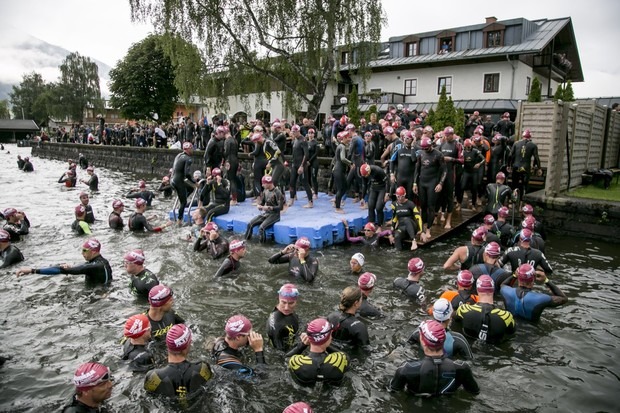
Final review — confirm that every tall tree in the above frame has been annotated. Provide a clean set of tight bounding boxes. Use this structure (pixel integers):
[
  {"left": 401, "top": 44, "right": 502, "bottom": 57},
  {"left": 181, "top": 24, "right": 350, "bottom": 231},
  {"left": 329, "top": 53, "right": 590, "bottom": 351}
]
[
  {"left": 109, "top": 34, "right": 179, "bottom": 122},
  {"left": 528, "top": 77, "right": 542, "bottom": 102},
  {"left": 0, "top": 100, "right": 10, "bottom": 119},
  {"left": 129, "top": 0, "right": 385, "bottom": 119},
  {"left": 563, "top": 80, "right": 575, "bottom": 102},
  {"left": 553, "top": 84, "right": 564, "bottom": 102},
  {"left": 56, "top": 52, "right": 102, "bottom": 123},
  {"left": 8, "top": 72, "right": 47, "bottom": 124},
  {"left": 347, "top": 86, "right": 360, "bottom": 127}
]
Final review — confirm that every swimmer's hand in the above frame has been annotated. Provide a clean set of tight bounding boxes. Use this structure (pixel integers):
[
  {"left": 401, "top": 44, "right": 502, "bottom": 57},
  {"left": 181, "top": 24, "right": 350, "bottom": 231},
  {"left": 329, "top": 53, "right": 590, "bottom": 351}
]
[
  {"left": 16, "top": 267, "right": 33, "bottom": 277},
  {"left": 248, "top": 330, "right": 264, "bottom": 352}
]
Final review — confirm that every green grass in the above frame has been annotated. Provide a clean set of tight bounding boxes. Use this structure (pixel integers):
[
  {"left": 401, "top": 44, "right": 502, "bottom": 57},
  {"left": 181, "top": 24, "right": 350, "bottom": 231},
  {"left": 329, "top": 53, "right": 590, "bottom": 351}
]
[{"left": 569, "top": 180, "right": 620, "bottom": 202}]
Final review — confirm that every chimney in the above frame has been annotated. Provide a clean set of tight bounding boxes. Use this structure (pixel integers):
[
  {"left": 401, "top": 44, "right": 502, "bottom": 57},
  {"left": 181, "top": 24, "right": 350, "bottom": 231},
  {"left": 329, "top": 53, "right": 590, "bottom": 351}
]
[{"left": 485, "top": 16, "right": 498, "bottom": 24}]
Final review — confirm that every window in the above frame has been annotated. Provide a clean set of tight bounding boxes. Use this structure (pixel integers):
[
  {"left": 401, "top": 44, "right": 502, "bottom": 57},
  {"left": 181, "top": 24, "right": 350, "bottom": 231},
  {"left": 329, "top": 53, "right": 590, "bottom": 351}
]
[
  {"left": 526, "top": 77, "right": 531, "bottom": 95},
  {"left": 438, "top": 76, "right": 452, "bottom": 94},
  {"left": 487, "top": 31, "right": 502, "bottom": 47},
  {"left": 405, "top": 42, "right": 417, "bottom": 57},
  {"left": 484, "top": 73, "right": 500, "bottom": 93},
  {"left": 439, "top": 38, "right": 453, "bottom": 54},
  {"left": 404, "top": 79, "right": 417, "bottom": 96},
  {"left": 341, "top": 51, "right": 350, "bottom": 65},
  {"left": 337, "top": 83, "right": 346, "bottom": 95}
]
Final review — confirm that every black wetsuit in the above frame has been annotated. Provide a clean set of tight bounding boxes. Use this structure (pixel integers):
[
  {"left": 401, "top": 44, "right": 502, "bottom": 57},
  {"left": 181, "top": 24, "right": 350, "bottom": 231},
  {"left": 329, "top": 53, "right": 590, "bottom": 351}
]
[
  {"left": 204, "top": 137, "right": 224, "bottom": 171},
  {"left": 333, "top": 143, "right": 351, "bottom": 209},
  {"left": 128, "top": 213, "right": 162, "bottom": 233},
  {"left": 288, "top": 349, "right": 349, "bottom": 387},
  {"left": 358, "top": 295, "right": 382, "bottom": 318},
  {"left": 437, "top": 140, "right": 463, "bottom": 214},
  {"left": 194, "top": 235, "right": 229, "bottom": 259},
  {"left": 211, "top": 337, "right": 266, "bottom": 375},
  {"left": 0, "top": 245, "right": 24, "bottom": 269},
  {"left": 509, "top": 139, "right": 540, "bottom": 196},
  {"left": 414, "top": 148, "right": 446, "bottom": 229},
  {"left": 498, "top": 246, "right": 553, "bottom": 275},
  {"left": 122, "top": 341, "right": 155, "bottom": 372},
  {"left": 108, "top": 212, "right": 124, "bottom": 230},
  {"left": 22, "top": 161, "right": 34, "bottom": 172},
  {"left": 144, "top": 360, "right": 213, "bottom": 398},
  {"left": 307, "top": 139, "right": 319, "bottom": 195},
  {"left": 130, "top": 269, "right": 159, "bottom": 298},
  {"left": 85, "top": 174, "right": 99, "bottom": 191},
  {"left": 61, "top": 394, "right": 101, "bottom": 413},
  {"left": 171, "top": 151, "right": 195, "bottom": 222},
  {"left": 491, "top": 220, "right": 515, "bottom": 248},
  {"left": 214, "top": 255, "right": 241, "bottom": 277},
  {"left": 71, "top": 219, "right": 91, "bottom": 235},
  {"left": 266, "top": 308, "right": 300, "bottom": 351},
  {"left": 79, "top": 156, "right": 89, "bottom": 169},
  {"left": 224, "top": 135, "right": 239, "bottom": 201},
  {"left": 245, "top": 187, "right": 284, "bottom": 243},
  {"left": 264, "top": 139, "right": 285, "bottom": 188},
  {"left": 250, "top": 142, "right": 268, "bottom": 196},
  {"left": 494, "top": 119, "right": 515, "bottom": 138},
  {"left": 459, "top": 147, "right": 485, "bottom": 206},
  {"left": 391, "top": 200, "right": 423, "bottom": 250},
  {"left": 157, "top": 182, "right": 173, "bottom": 198},
  {"left": 460, "top": 243, "right": 486, "bottom": 270},
  {"left": 408, "top": 329, "right": 474, "bottom": 360},
  {"left": 327, "top": 311, "right": 370, "bottom": 350},
  {"left": 389, "top": 355, "right": 479, "bottom": 396},
  {"left": 17, "top": 158, "right": 25, "bottom": 169},
  {"left": 363, "top": 165, "right": 388, "bottom": 225},
  {"left": 290, "top": 137, "right": 313, "bottom": 202},
  {"left": 453, "top": 302, "right": 516, "bottom": 344},
  {"left": 346, "top": 135, "right": 365, "bottom": 197},
  {"left": 81, "top": 204, "right": 95, "bottom": 225},
  {"left": 391, "top": 144, "right": 417, "bottom": 201},
  {"left": 203, "top": 179, "right": 231, "bottom": 221},
  {"left": 149, "top": 311, "right": 185, "bottom": 341},
  {"left": 470, "top": 263, "right": 512, "bottom": 294},
  {"left": 268, "top": 251, "right": 319, "bottom": 282},
  {"left": 3, "top": 221, "right": 29, "bottom": 242},
  {"left": 489, "top": 139, "right": 509, "bottom": 180},
  {"left": 485, "top": 183, "right": 511, "bottom": 215},
  {"left": 35, "top": 255, "right": 113, "bottom": 285},
  {"left": 393, "top": 278, "right": 426, "bottom": 303},
  {"left": 126, "top": 190, "right": 155, "bottom": 207},
  {"left": 58, "top": 173, "right": 77, "bottom": 187}
]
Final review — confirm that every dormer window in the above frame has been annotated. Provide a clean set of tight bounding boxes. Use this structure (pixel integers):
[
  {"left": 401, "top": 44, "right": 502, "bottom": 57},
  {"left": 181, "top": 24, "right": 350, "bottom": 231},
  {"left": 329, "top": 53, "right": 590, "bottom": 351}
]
[
  {"left": 439, "top": 38, "right": 453, "bottom": 54},
  {"left": 483, "top": 22, "right": 505, "bottom": 48},
  {"left": 405, "top": 41, "right": 417, "bottom": 57},
  {"left": 436, "top": 30, "right": 456, "bottom": 54}
]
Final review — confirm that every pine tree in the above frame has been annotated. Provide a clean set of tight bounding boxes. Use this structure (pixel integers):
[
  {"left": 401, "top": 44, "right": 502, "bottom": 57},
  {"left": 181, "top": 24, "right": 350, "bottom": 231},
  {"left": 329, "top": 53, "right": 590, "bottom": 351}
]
[
  {"left": 553, "top": 84, "right": 564, "bottom": 101},
  {"left": 528, "top": 77, "right": 542, "bottom": 102},
  {"left": 563, "top": 80, "right": 575, "bottom": 102},
  {"left": 347, "top": 86, "right": 361, "bottom": 127}
]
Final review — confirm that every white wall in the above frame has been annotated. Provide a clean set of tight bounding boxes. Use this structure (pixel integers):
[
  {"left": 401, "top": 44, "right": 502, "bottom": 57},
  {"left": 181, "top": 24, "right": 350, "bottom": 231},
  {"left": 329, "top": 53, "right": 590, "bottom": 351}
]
[{"left": 355, "top": 60, "right": 538, "bottom": 102}]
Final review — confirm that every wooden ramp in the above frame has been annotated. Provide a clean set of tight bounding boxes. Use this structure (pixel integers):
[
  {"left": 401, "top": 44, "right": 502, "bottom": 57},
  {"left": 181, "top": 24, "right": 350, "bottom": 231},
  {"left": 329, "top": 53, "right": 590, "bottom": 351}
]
[{"left": 417, "top": 208, "right": 484, "bottom": 248}]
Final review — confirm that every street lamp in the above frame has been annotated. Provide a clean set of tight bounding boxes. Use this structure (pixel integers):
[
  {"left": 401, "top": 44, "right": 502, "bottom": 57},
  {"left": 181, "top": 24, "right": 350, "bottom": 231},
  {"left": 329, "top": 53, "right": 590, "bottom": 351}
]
[
  {"left": 340, "top": 96, "right": 348, "bottom": 117},
  {"left": 397, "top": 103, "right": 403, "bottom": 111}
]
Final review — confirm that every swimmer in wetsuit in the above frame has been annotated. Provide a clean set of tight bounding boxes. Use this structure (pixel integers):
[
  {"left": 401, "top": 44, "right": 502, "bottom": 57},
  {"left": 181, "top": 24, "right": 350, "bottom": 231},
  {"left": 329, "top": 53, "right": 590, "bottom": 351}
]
[
  {"left": 194, "top": 222, "right": 229, "bottom": 259},
  {"left": 443, "top": 226, "right": 488, "bottom": 271},
  {"left": 122, "top": 314, "right": 155, "bottom": 372},
  {"left": 390, "top": 186, "right": 425, "bottom": 250},
  {"left": 349, "top": 253, "right": 365, "bottom": 276},
  {"left": 359, "top": 163, "right": 388, "bottom": 226},
  {"left": 268, "top": 237, "right": 319, "bottom": 283},
  {"left": 171, "top": 142, "right": 197, "bottom": 224},
  {"left": 214, "top": 239, "right": 246, "bottom": 277},
  {"left": 288, "top": 125, "right": 314, "bottom": 208},
  {"left": 437, "top": 270, "right": 479, "bottom": 311},
  {"left": 413, "top": 137, "right": 447, "bottom": 240},
  {"left": 202, "top": 167, "right": 231, "bottom": 222},
  {"left": 470, "top": 242, "right": 513, "bottom": 293},
  {"left": 78, "top": 192, "right": 96, "bottom": 224},
  {"left": 108, "top": 200, "right": 125, "bottom": 230},
  {"left": 212, "top": 314, "right": 266, "bottom": 376},
  {"left": 343, "top": 221, "right": 392, "bottom": 247},
  {"left": 16, "top": 238, "right": 112, "bottom": 285},
  {"left": 327, "top": 286, "right": 370, "bottom": 351},
  {"left": 128, "top": 198, "right": 171, "bottom": 233},
  {"left": 244, "top": 175, "right": 284, "bottom": 243},
  {"left": 80, "top": 166, "right": 99, "bottom": 192},
  {"left": 71, "top": 205, "right": 92, "bottom": 235},
  {"left": 357, "top": 272, "right": 382, "bottom": 318},
  {"left": 123, "top": 249, "right": 159, "bottom": 299},
  {"left": 500, "top": 263, "right": 567, "bottom": 322},
  {"left": 0, "top": 229, "right": 24, "bottom": 269},
  {"left": 61, "top": 362, "right": 113, "bottom": 413},
  {"left": 126, "top": 180, "right": 155, "bottom": 207},
  {"left": 453, "top": 275, "right": 516, "bottom": 345},
  {"left": 410, "top": 298, "right": 474, "bottom": 360},
  {"left": 58, "top": 169, "right": 77, "bottom": 187},
  {"left": 266, "top": 283, "right": 301, "bottom": 352},
  {"left": 393, "top": 257, "right": 427, "bottom": 304},
  {"left": 146, "top": 285, "right": 185, "bottom": 342},
  {"left": 144, "top": 324, "right": 213, "bottom": 401},
  {"left": 2, "top": 208, "right": 30, "bottom": 242},
  {"left": 287, "top": 318, "right": 349, "bottom": 387},
  {"left": 390, "top": 320, "right": 479, "bottom": 397}
]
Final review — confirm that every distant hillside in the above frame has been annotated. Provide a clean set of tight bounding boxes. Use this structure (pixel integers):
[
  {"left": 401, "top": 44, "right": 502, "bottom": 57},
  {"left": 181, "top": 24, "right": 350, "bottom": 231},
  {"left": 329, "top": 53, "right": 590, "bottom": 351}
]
[{"left": 0, "top": 25, "right": 112, "bottom": 101}]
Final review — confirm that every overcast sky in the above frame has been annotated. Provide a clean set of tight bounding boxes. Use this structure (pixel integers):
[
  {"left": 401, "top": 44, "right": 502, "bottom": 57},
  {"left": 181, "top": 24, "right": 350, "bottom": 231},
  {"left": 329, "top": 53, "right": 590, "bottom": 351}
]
[{"left": 1, "top": 0, "right": 618, "bottom": 98}]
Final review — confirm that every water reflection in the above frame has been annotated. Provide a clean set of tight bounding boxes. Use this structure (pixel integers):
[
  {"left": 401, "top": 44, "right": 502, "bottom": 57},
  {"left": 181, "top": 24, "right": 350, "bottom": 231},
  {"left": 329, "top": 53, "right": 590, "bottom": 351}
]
[{"left": 0, "top": 144, "right": 618, "bottom": 413}]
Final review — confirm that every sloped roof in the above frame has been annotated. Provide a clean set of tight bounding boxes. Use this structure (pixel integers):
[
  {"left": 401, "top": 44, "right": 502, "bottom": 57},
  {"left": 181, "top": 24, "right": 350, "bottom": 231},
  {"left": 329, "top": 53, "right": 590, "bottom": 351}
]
[
  {"left": 0, "top": 119, "right": 39, "bottom": 131},
  {"left": 343, "top": 17, "right": 583, "bottom": 81}
]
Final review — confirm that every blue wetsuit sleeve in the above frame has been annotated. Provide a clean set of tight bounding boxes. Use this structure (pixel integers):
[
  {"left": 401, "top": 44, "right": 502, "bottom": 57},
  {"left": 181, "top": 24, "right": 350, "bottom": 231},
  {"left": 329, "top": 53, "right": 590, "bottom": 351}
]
[{"left": 36, "top": 267, "right": 62, "bottom": 275}]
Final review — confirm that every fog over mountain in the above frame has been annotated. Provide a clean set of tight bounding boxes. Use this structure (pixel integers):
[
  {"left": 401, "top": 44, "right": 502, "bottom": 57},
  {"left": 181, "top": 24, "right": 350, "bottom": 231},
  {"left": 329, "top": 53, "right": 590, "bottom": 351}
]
[{"left": 0, "top": 24, "right": 112, "bottom": 101}]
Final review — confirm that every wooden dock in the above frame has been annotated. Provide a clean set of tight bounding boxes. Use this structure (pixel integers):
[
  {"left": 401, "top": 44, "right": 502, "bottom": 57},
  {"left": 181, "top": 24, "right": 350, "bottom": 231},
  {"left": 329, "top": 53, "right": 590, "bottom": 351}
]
[{"left": 417, "top": 207, "right": 484, "bottom": 247}]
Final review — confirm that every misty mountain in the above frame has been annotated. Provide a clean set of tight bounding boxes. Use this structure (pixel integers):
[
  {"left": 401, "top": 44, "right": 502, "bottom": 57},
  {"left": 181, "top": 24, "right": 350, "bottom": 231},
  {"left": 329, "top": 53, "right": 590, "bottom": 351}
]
[{"left": 0, "top": 25, "right": 112, "bottom": 101}]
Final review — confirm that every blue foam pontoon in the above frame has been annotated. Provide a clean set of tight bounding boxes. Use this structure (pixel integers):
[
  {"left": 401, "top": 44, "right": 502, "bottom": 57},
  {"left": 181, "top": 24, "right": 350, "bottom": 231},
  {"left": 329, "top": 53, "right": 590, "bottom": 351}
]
[{"left": 169, "top": 192, "right": 393, "bottom": 248}]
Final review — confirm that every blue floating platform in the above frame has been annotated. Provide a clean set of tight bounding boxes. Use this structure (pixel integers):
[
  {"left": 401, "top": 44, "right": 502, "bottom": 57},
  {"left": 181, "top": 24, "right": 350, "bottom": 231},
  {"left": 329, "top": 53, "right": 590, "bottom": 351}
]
[{"left": 169, "top": 193, "right": 393, "bottom": 249}]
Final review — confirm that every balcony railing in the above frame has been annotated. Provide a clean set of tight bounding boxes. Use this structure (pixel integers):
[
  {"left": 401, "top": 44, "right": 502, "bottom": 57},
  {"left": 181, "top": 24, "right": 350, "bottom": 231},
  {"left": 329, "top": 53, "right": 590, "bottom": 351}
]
[{"left": 333, "top": 92, "right": 405, "bottom": 106}]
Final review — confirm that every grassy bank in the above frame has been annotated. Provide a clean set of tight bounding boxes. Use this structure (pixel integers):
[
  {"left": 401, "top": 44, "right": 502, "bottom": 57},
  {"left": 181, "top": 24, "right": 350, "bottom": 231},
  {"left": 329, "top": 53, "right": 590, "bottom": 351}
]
[{"left": 569, "top": 181, "right": 620, "bottom": 202}]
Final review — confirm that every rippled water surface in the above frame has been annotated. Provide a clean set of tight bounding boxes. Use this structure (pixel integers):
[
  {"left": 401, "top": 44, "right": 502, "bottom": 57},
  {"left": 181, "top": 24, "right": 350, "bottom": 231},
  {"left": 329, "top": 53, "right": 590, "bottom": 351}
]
[{"left": 0, "top": 144, "right": 618, "bottom": 413}]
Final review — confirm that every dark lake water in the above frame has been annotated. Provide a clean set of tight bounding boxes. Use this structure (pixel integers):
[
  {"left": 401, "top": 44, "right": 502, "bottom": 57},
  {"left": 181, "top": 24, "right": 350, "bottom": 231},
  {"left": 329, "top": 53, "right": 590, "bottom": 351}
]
[{"left": 0, "top": 144, "right": 618, "bottom": 413}]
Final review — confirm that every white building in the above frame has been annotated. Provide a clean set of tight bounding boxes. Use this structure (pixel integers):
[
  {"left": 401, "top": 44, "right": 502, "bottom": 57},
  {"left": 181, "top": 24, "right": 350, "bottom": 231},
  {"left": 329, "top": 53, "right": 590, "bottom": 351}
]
[{"left": 198, "top": 16, "right": 583, "bottom": 123}]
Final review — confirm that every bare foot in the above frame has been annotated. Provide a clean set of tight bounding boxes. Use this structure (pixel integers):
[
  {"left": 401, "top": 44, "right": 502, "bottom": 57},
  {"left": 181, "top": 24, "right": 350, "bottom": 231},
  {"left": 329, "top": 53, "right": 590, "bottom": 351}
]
[
  {"left": 303, "top": 202, "right": 313, "bottom": 208},
  {"left": 440, "top": 212, "right": 445, "bottom": 222},
  {"left": 444, "top": 222, "right": 452, "bottom": 229},
  {"left": 410, "top": 241, "right": 418, "bottom": 251},
  {"left": 335, "top": 208, "right": 345, "bottom": 214}
]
